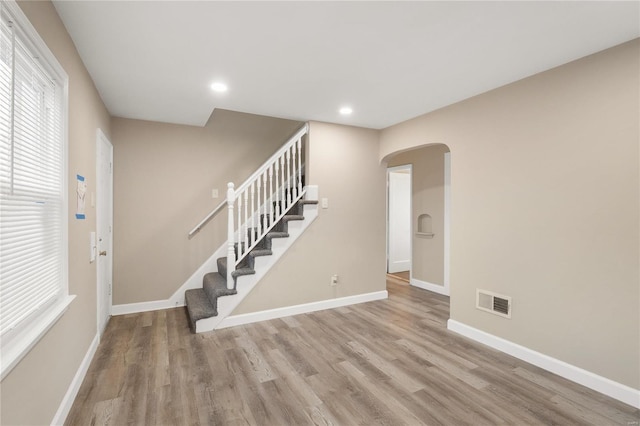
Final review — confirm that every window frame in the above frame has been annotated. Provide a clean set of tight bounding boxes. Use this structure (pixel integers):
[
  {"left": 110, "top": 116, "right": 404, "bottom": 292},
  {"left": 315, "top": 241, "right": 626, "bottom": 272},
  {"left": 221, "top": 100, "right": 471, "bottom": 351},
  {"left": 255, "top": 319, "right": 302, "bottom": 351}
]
[{"left": 0, "top": 0, "right": 73, "bottom": 380}]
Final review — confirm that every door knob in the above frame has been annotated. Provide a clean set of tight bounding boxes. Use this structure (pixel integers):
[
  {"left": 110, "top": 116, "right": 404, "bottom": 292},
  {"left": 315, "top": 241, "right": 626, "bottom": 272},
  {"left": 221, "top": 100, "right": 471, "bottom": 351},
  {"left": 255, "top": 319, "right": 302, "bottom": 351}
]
[{"left": 99, "top": 251, "right": 107, "bottom": 256}]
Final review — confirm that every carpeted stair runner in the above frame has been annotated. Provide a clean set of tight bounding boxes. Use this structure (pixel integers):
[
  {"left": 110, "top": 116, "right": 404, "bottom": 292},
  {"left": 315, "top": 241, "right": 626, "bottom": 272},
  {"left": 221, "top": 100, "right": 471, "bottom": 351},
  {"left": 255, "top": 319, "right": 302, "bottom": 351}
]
[{"left": 185, "top": 198, "right": 318, "bottom": 332}]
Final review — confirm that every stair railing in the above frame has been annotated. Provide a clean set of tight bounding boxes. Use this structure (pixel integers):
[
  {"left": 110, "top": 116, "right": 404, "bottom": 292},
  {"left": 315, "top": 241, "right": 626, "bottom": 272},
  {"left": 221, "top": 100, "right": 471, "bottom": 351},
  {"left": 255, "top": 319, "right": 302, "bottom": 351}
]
[{"left": 188, "top": 123, "right": 309, "bottom": 290}]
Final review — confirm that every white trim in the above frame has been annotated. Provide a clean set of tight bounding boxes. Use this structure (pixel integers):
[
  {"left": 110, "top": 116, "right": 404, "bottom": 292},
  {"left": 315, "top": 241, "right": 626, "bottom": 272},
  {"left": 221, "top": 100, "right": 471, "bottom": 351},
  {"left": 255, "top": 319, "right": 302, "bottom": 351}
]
[
  {"left": 443, "top": 151, "right": 451, "bottom": 293},
  {"left": 411, "top": 278, "right": 449, "bottom": 296},
  {"left": 218, "top": 290, "right": 388, "bottom": 329},
  {"left": 447, "top": 319, "right": 640, "bottom": 409},
  {"left": 51, "top": 333, "right": 100, "bottom": 426},
  {"left": 111, "top": 299, "right": 175, "bottom": 316},
  {"left": 0, "top": 295, "right": 75, "bottom": 380}
]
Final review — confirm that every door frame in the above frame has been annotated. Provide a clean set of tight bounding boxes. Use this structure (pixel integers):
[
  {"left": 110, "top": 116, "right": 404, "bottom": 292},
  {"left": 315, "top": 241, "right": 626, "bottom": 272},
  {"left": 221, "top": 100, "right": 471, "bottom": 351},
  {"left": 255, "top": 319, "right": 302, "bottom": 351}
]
[
  {"left": 96, "top": 128, "right": 113, "bottom": 337},
  {"left": 443, "top": 151, "right": 451, "bottom": 294},
  {"left": 386, "top": 164, "right": 412, "bottom": 275}
]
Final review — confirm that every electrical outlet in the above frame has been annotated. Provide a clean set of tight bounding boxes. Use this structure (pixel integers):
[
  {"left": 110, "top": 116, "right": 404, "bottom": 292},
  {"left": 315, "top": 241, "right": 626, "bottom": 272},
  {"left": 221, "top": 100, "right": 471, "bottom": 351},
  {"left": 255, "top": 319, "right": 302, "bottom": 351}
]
[{"left": 331, "top": 274, "right": 338, "bottom": 286}]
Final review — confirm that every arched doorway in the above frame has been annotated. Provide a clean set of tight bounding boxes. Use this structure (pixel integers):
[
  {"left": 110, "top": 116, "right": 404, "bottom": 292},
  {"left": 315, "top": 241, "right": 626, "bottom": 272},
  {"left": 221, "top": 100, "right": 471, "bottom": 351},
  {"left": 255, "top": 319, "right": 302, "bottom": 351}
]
[{"left": 385, "top": 144, "right": 451, "bottom": 296}]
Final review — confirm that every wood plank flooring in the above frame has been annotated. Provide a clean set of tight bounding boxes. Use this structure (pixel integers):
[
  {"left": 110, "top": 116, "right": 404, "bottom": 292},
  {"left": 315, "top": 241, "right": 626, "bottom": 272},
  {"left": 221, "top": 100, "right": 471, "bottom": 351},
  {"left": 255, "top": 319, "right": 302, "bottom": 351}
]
[
  {"left": 388, "top": 271, "right": 410, "bottom": 282},
  {"left": 65, "top": 276, "right": 640, "bottom": 425}
]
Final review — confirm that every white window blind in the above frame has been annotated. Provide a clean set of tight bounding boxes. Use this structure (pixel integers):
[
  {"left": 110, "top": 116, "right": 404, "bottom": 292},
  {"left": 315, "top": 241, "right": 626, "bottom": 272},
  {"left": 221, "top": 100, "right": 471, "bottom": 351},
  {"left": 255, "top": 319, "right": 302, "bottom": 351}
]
[{"left": 0, "top": 2, "right": 67, "bottom": 351}]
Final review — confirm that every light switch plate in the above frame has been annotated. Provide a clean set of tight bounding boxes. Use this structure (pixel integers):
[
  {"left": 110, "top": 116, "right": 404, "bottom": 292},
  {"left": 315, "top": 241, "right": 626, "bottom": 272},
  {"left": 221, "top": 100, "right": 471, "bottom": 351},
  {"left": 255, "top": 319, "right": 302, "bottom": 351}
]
[
  {"left": 212, "top": 189, "right": 219, "bottom": 198},
  {"left": 321, "top": 198, "right": 329, "bottom": 209}
]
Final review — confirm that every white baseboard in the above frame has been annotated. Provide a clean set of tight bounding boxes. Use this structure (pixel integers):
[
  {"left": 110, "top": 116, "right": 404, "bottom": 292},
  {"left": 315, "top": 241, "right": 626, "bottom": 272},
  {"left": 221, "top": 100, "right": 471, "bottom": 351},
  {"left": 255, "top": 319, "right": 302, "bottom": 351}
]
[
  {"left": 217, "top": 290, "right": 388, "bottom": 329},
  {"left": 111, "top": 299, "right": 177, "bottom": 316},
  {"left": 411, "top": 278, "right": 449, "bottom": 296},
  {"left": 51, "top": 333, "right": 100, "bottom": 425},
  {"left": 447, "top": 319, "right": 640, "bottom": 409}
]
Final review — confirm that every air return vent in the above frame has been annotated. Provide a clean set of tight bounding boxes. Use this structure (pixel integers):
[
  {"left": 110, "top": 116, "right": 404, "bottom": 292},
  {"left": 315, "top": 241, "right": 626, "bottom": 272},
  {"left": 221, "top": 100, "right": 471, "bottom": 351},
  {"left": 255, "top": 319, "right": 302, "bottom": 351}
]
[{"left": 476, "top": 289, "right": 512, "bottom": 318}]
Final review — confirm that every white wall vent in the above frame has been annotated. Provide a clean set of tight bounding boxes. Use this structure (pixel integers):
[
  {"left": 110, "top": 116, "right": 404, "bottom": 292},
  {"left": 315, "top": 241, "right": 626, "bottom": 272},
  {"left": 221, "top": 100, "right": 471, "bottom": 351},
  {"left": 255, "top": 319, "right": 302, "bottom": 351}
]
[{"left": 476, "top": 289, "right": 512, "bottom": 318}]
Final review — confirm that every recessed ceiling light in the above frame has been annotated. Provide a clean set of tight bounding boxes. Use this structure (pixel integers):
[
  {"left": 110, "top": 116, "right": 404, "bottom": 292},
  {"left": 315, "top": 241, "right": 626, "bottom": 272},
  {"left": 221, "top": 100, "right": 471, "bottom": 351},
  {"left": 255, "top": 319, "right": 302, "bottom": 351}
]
[
  {"left": 339, "top": 106, "right": 353, "bottom": 115},
  {"left": 210, "top": 82, "right": 228, "bottom": 93}
]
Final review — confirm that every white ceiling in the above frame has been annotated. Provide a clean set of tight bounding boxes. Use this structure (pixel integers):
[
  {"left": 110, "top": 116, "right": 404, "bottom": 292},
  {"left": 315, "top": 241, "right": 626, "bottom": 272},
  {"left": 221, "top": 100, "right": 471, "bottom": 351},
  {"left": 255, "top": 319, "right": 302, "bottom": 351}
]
[{"left": 52, "top": 1, "right": 639, "bottom": 129}]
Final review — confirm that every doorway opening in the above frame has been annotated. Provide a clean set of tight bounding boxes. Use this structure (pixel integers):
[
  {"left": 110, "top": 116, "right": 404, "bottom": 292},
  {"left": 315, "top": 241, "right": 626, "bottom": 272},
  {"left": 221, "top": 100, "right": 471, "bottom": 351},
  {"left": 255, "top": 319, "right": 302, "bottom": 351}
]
[
  {"left": 385, "top": 145, "right": 451, "bottom": 296},
  {"left": 387, "top": 165, "right": 412, "bottom": 282}
]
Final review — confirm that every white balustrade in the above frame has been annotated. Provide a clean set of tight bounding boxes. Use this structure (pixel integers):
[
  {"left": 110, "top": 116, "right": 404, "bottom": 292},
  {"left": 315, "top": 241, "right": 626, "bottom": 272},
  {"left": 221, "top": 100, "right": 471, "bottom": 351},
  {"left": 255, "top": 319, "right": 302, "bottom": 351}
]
[{"left": 187, "top": 124, "right": 308, "bottom": 289}]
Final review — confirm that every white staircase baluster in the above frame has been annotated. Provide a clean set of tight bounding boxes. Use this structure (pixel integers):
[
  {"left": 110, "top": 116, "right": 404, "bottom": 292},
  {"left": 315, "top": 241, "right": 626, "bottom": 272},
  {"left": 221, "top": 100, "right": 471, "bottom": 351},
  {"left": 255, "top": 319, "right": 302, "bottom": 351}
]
[
  {"left": 292, "top": 143, "right": 298, "bottom": 199},
  {"left": 297, "top": 138, "right": 302, "bottom": 195},
  {"left": 226, "top": 182, "right": 236, "bottom": 289},
  {"left": 262, "top": 170, "right": 267, "bottom": 237},
  {"left": 237, "top": 191, "right": 242, "bottom": 258},
  {"left": 243, "top": 190, "right": 248, "bottom": 259},
  {"left": 275, "top": 160, "right": 280, "bottom": 216},
  {"left": 250, "top": 181, "right": 255, "bottom": 245},
  {"left": 286, "top": 148, "right": 292, "bottom": 205},
  {"left": 280, "top": 155, "right": 285, "bottom": 212},
  {"left": 256, "top": 175, "right": 261, "bottom": 237},
  {"left": 269, "top": 164, "right": 274, "bottom": 226}
]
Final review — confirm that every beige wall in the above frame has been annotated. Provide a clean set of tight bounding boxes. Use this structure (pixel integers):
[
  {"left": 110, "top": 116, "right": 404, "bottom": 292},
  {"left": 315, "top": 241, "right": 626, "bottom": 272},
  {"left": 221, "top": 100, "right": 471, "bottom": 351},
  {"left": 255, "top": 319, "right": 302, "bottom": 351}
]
[
  {"left": 380, "top": 40, "right": 640, "bottom": 388},
  {"left": 233, "top": 122, "right": 387, "bottom": 314},
  {"left": 111, "top": 111, "right": 301, "bottom": 304},
  {"left": 1, "top": 2, "right": 112, "bottom": 425},
  {"left": 388, "top": 144, "right": 449, "bottom": 286}
]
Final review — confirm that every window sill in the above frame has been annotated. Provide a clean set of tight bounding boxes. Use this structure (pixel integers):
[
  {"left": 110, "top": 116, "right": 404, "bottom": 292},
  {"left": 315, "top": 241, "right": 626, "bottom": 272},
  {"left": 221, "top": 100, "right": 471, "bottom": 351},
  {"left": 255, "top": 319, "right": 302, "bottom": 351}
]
[{"left": 0, "top": 294, "right": 76, "bottom": 381}]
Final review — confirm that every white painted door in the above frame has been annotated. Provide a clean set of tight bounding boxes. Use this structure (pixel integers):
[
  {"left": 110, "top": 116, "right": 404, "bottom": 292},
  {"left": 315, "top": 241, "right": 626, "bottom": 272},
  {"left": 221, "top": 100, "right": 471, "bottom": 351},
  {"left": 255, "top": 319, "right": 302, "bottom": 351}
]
[
  {"left": 388, "top": 167, "right": 411, "bottom": 273},
  {"left": 96, "top": 130, "right": 113, "bottom": 336}
]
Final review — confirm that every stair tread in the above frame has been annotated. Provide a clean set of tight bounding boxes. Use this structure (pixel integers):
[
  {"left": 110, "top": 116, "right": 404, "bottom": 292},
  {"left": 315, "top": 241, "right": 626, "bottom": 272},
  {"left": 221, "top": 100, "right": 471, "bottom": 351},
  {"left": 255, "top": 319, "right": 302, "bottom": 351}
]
[
  {"left": 203, "top": 272, "right": 237, "bottom": 298},
  {"left": 267, "top": 231, "right": 289, "bottom": 238},
  {"left": 300, "top": 199, "right": 319, "bottom": 205},
  {"left": 249, "top": 249, "right": 272, "bottom": 257},
  {"left": 283, "top": 215, "right": 304, "bottom": 221},
  {"left": 232, "top": 267, "right": 255, "bottom": 278},
  {"left": 185, "top": 288, "right": 217, "bottom": 330}
]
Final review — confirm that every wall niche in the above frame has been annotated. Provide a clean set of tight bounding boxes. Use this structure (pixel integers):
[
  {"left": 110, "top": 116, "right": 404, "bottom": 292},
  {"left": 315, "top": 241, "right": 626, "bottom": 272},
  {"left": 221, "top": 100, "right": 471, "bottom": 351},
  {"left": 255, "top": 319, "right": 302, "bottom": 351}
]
[{"left": 417, "top": 213, "right": 434, "bottom": 238}]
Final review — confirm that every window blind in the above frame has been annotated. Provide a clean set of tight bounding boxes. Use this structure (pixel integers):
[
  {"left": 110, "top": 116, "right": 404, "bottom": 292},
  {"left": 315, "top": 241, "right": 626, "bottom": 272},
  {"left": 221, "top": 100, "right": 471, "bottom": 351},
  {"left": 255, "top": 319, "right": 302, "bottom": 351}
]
[{"left": 0, "top": 4, "right": 65, "bottom": 337}]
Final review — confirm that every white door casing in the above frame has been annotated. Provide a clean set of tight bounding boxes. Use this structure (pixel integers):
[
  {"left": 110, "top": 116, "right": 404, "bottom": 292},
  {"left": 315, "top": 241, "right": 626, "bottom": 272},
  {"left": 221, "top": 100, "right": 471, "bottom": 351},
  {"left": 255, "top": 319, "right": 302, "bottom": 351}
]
[
  {"left": 96, "top": 129, "right": 113, "bottom": 336},
  {"left": 387, "top": 166, "right": 411, "bottom": 274}
]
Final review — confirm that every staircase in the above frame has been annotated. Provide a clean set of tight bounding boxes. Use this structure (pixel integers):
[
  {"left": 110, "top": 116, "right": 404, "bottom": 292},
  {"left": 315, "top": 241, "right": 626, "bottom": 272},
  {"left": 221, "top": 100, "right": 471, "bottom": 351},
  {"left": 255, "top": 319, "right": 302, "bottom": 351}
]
[{"left": 184, "top": 124, "right": 317, "bottom": 333}]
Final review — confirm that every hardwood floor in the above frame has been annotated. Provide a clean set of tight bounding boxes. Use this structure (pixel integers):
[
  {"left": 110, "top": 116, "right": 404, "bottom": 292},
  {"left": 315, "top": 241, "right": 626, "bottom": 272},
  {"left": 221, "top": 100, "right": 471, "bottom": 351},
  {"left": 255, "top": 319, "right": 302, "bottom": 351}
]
[
  {"left": 388, "top": 271, "right": 410, "bottom": 282},
  {"left": 66, "top": 277, "right": 639, "bottom": 425}
]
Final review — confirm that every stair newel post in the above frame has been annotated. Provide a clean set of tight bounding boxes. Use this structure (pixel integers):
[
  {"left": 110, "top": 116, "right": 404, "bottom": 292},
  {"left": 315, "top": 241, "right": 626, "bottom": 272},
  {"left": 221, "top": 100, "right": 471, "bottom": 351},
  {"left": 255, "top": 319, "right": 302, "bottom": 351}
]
[
  {"left": 226, "top": 182, "right": 236, "bottom": 290},
  {"left": 297, "top": 138, "right": 302, "bottom": 196}
]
